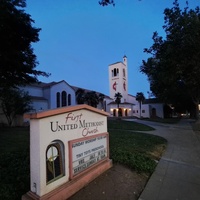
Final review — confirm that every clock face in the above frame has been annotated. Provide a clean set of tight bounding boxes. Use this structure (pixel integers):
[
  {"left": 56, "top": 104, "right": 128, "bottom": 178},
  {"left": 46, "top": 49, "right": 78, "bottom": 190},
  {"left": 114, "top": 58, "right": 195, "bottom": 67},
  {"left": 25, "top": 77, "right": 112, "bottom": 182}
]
[{"left": 47, "top": 146, "right": 58, "bottom": 162}]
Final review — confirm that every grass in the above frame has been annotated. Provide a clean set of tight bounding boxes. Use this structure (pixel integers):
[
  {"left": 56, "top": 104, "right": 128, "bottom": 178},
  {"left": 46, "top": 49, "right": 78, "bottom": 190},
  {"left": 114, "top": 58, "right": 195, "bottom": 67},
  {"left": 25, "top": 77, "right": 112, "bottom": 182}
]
[
  {"left": 0, "top": 127, "right": 29, "bottom": 152},
  {"left": 108, "top": 119, "right": 155, "bottom": 131},
  {"left": 0, "top": 120, "right": 167, "bottom": 200},
  {"left": 108, "top": 119, "right": 167, "bottom": 173},
  {"left": 0, "top": 127, "right": 30, "bottom": 200},
  {"left": 140, "top": 117, "right": 180, "bottom": 124}
]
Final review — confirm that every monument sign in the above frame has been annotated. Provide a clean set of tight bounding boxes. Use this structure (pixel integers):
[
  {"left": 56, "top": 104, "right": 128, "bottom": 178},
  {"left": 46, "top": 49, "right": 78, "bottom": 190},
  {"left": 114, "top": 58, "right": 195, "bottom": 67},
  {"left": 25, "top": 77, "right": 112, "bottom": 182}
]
[{"left": 22, "top": 104, "right": 112, "bottom": 200}]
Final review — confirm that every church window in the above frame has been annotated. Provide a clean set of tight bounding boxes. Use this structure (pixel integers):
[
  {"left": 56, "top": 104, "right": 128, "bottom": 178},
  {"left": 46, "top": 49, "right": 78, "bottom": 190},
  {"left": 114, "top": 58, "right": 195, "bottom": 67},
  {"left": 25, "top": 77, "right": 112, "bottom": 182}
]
[
  {"left": 123, "top": 69, "right": 126, "bottom": 77},
  {"left": 113, "top": 68, "right": 119, "bottom": 77},
  {"left": 114, "top": 68, "right": 117, "bottom": 76},
  {"left": 68, "top": 94, "right": 71, "bottom": 106},
  {"left": 61, "top": 91, "right": 67, "bottom": 107},
  {"left": 56, "top": 92, "right": 60, "bottom": 108},
  {"left": 46, "top": 141, "right": 64, "bottom": 184}
]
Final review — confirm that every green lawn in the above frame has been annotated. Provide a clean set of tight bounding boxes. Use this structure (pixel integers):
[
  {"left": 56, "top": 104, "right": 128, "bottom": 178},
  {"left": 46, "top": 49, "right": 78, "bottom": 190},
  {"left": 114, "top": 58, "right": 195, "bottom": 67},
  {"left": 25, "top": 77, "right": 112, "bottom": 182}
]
[
  {"left": 0, "top": 120, "right": 167, "bottom": 200},
  {"left": 140, "top": 117, "right": 180, "bottom": 124},
  {"left": 0, "top": 127, "right": 30, "bottom": 200},
  {"left": 108, "top": 119, "right": 155, "bottom": 131},
  {"left": 108, "top": 119, "right": 167, "bottom": 173},
  {"left": 0, "top": 127, "right": 29, "bottom": 152}
]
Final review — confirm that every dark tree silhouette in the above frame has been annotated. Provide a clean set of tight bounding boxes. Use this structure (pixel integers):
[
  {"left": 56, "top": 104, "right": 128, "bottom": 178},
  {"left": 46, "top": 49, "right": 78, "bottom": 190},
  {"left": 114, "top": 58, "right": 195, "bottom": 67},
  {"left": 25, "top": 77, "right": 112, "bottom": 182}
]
[
  {"left": 0, "top": 0, "right": 49, "bottom": 89},
  {"left": 136, "top": 92, "right": 145, "bottom": 118},
  {"left": 114, "top": 92, "right": 122, "bottom": 108}
]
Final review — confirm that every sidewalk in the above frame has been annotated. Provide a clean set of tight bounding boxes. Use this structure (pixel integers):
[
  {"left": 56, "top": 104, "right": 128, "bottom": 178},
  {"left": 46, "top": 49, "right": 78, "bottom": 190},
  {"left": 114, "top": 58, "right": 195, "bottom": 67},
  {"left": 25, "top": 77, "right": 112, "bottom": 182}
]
[{"left": 135, "top": 119, "right": 200, "bottom": 200}]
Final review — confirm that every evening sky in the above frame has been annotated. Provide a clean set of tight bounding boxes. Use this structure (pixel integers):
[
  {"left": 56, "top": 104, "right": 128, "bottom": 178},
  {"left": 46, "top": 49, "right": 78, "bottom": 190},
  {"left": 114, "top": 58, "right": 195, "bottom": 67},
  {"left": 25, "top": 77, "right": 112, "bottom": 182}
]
[{"left": 26, "top": 0, "right": 199, "bottom": 97}]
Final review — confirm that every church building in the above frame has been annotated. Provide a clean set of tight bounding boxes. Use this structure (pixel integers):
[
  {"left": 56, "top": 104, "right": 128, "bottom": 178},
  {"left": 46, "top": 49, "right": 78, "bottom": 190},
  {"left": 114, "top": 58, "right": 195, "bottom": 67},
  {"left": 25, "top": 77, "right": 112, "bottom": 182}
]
[
  {"left": 105, "top": 55, "right": 164, "bottom": 118},
  {"left": 0, "top": 56, "right": 165, "bottom": 126}
]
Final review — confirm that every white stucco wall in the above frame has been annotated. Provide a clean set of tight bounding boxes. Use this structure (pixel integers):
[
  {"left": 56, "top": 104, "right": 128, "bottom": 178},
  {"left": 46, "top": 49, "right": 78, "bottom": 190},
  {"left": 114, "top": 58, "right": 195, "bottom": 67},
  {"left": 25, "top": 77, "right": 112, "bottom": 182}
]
[
  {"left": 50, "top": 81, "right": 76, "bottom": 109},
  {"left": 141, "top": 104, "right": 150, "bottom": 118},
  {"left": 148, "top": 103, "right": 164, "bottom": 118},
  {"left": 30, "top": 100, "right": 48, "bottom": 112},
  {"left": 21, "top": 85, "right": 44, "bottom": 97}
]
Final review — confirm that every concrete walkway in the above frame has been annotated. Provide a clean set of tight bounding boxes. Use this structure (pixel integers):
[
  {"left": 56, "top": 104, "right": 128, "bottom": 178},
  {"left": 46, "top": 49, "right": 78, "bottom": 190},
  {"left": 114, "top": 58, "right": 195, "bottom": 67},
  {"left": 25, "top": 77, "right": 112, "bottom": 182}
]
[{"left": 126, "top": 119, "right": 200, "bottom": 200}]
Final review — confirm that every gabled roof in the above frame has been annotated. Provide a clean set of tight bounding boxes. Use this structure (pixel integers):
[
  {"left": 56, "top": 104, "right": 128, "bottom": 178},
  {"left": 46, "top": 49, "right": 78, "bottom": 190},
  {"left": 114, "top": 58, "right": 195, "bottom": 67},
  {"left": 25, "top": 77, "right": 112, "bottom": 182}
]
[
  {"left": 28, "top": 80, "right": 75, "bottom": 91},
  {"left": 109, "top": 61, "right": 125, "bottom": 66},
  {"left": 26, "top": 80, "right": 110, "bottom": 98},
  {"left": 70, "top": 85, "right": 110, "bottom": 98},
  {"left": 128, "top": 94, "right": 136, "bottom": 98}
]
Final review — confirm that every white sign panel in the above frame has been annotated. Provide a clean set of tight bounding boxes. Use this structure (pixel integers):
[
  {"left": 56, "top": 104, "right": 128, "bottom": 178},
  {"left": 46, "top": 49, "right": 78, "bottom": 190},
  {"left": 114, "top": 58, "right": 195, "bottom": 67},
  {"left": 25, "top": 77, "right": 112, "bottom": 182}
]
[{"left": 70, "top": 134, "right": 108, "bottom": 176}]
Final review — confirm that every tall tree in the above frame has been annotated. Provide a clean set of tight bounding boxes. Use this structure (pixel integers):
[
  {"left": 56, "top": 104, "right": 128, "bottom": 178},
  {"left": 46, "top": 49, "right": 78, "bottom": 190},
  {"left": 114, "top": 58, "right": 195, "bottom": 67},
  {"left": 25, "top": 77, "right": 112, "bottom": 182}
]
[
  {"left": 0, "top": 88, "right": 32, "bottom": 126},
  {"left": 141, "top": 0, "right": 200, "bottom": 118},
  {"left": 84, "top": 91, "right": 99, "bottom": 108},
  {"left": 98, "top": 93, "right": 105, "bottom": 110},
  {"left": 0, "top": 0, "right": 49, "bottom": 89},
  {"left": 75, "top": 88, "right": 85, "bottom": 104},
  {"left": 114, "top": 92, "right": 122, "bottom": 108},
  {"left": 99, "top": 0, "right": 115, "bottom": 6},
  {"left": 136, "top": 92, "right": 145, "bottom": 118}
]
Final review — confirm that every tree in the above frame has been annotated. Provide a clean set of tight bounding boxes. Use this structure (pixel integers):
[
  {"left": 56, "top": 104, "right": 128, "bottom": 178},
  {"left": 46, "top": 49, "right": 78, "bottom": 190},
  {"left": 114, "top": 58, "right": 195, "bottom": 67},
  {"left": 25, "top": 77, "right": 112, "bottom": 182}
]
[
  {"left": 99, "top": 0, "right": 115, "bottom": 6},
  {"left": 136, "top": 92, "right": 145, "bottom": 118},
  {"left": 98, "top": 93, "right": 105, "bottom": 110},
  {"left": 140, "top": 0, "right": 200, "bottom": 119},
  {"left": 98, "top": 0, "right": 142, "bottom": 6},
  {"left": 0, "top": 0, "right": 49, "bottom": 89},
  {"left": 114, "top": 92, "right": 122, "bottom": 108},
  {"left": 84, "top": 91, "right": 99, "bottom": 108},
  {"left": 75, "top": 88, "right": 85, "bottom": 104},
  {"left": 0, "top": 88, "right": 32, "bottom": 126}
]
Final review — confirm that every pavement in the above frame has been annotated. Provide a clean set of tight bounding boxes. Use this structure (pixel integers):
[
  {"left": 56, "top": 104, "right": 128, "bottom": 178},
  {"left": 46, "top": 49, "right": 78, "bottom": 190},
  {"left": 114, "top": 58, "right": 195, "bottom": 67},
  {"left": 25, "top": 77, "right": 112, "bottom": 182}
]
[{"left": 126, "top": 118, "right": 200, "bottom": 200}]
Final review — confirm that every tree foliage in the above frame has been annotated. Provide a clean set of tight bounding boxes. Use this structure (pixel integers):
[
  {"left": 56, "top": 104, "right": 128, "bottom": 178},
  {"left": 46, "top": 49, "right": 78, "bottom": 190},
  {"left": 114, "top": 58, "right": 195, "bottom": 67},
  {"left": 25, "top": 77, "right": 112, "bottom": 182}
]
[
  {"left": 0, "top": 0, "right": 49, "bottom": 89},
  {"left": 136, "top": 92, "right": 145, "bottom": 118},
  {"left": 98, "top": 93, "right": 105, "bottom": 110},
  {"left": 140, "top": 0, "right": 200, "bottom": 118},
  {"left": 75, "top": 89, "right": 104, "bottom": 108},
  {"left": 84, "top": 91, "right": 99, "bottom": 108},
  {"left": 99, "top": 0, "right": 115, "bottom": 6},
  {"left": 0, "top": 88, "right": 32, "bottom": 126},
  {"left": 114, "top": 92, "right": 122, "bottom": 108},
  {"left": 75, "top": 88, "right": 86, "bottom": 104}
]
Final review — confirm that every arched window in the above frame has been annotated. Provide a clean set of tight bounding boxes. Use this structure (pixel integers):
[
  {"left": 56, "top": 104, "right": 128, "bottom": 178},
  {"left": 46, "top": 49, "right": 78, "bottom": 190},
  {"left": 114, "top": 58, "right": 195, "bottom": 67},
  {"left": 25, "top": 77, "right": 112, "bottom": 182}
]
[
  {"left": 113, "top": 68, "right": 119, "bottom": 77},
  {"left": 68, "top": 94, "right": 71, "bottom": 106},
  {"left": 123, "top": 69, "right": 126, "bottom": 77},
  {"left": 125, "top": 109, "right": 128, "bottom": 116},
  {"left": 113, "top": 109, "right": 116, "bottom": 116},
  {"left": 118, "top": 108, "right": 122, "bottom": 117},
  {"left": 61, "top": 91, "right": 67, "bottom": 107},
  {"left": 46, "top": 141, "right": 64, "bottom": 184},
  {"left": 112, "top": 70, "right": 114, "bottom": 77},
  {"left": 56, "top": 92, "right": 60, "bottom": 108}
]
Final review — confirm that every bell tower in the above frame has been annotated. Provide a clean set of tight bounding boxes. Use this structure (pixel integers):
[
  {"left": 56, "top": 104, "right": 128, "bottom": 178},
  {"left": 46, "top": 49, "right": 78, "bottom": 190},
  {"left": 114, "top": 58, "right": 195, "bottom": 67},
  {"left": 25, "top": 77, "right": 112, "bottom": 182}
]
[{"left": 109, "top": 55, "right": 128, "bottom": 103}]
